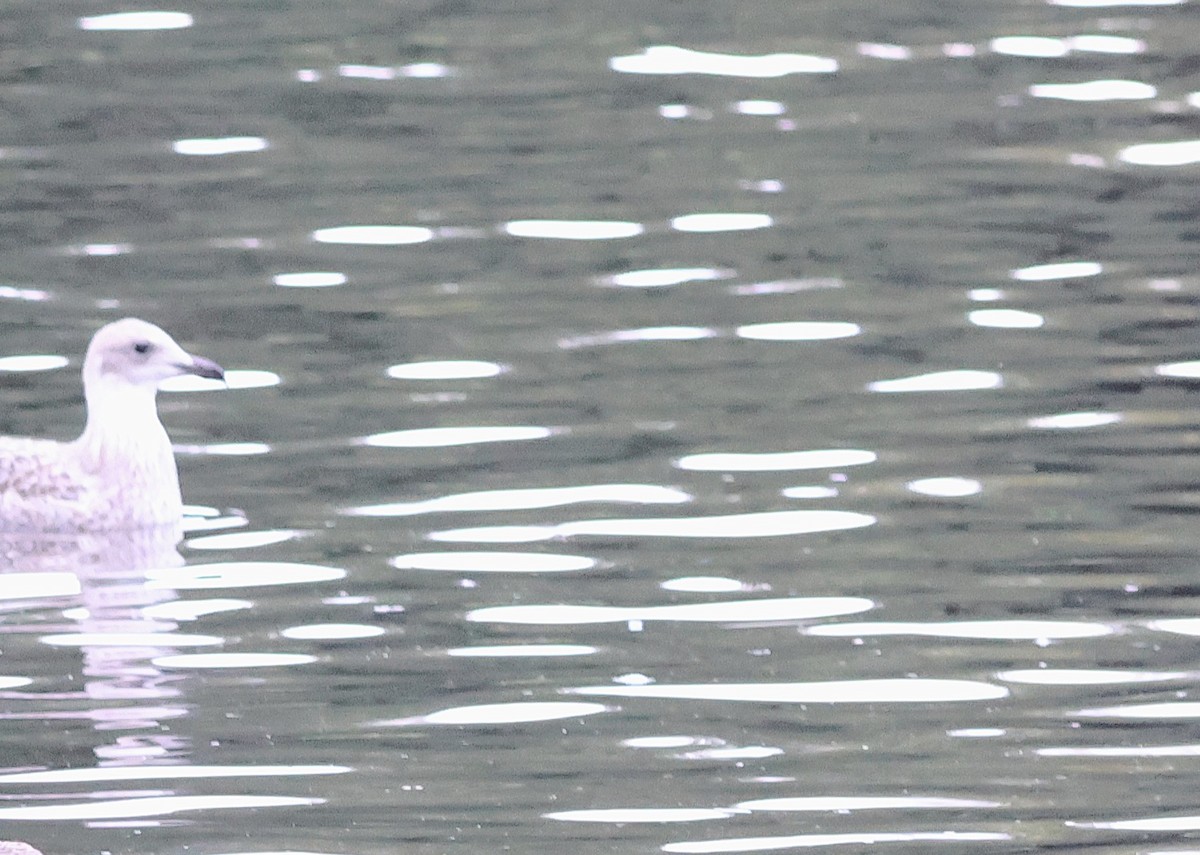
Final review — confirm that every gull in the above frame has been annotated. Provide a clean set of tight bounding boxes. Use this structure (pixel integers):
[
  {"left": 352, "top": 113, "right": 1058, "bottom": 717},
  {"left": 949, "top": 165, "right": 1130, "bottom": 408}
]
[{"left": 0, "top": 318, "right": 224, "bottom": 532}]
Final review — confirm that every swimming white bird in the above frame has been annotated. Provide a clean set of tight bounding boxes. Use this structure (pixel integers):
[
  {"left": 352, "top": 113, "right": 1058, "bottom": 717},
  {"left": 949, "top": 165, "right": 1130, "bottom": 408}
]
[{"left": 0, "top": 318, "right": 224, "bottom": 532}]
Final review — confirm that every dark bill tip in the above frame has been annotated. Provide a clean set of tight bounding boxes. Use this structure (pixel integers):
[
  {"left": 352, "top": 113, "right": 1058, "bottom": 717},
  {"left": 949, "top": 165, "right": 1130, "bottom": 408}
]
[{"left": 186, "top": 355, "right": 225, "bottom": 381}]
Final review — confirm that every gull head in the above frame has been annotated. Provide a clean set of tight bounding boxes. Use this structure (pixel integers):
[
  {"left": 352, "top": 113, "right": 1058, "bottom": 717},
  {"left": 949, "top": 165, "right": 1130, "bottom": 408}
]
[{"left": 83, "top": 318, "right": 224, "bottom": 391}]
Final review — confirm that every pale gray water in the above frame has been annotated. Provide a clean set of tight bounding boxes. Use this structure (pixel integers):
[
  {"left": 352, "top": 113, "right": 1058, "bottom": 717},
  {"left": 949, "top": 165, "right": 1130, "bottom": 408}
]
[{"left": 3, "top": 2, "right": 1200, "bottom": 854}]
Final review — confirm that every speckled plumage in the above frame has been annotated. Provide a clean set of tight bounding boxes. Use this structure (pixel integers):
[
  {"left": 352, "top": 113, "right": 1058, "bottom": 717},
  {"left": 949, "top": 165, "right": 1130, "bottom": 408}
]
[{"left": 0, "top": 319, "right": 223, "bottom": 533}]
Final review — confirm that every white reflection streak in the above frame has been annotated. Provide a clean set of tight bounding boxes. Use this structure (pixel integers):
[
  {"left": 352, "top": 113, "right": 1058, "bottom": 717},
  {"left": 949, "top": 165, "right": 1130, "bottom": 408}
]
[
  {"left": 1039, "top": 744, "right": 1200, "bottom": 757},
  {"left": 671, "top": 213, "right": 773, "bottom": 232},
  {"left": 0, "top": 285, "right": 51, "bottom": 301},
  {"left": 857, "top": 43, "right": 913, "bottom": 60},
  {"left": 387, "top": 360, "right": 503, "bottom": 379},
  {"left": 467, "top": 596, "right": 874, "bottom": 626},
  {"left": 735, "top": 321, "right": 860, "bottom": 340},
  {"left": 1074, "top": 701, "right": 1200, "bottom": 719},
  {"left": 998, "top": 668, "right": 1187, "bottom": 685},
  {"left": 1029, "top": 80, "right": 1155, "bottom": 101},
  {"left": 609, "top": 45, "right": 838, "bottom": 76},
  {"left": 0, "top": 794, "right": 321, "bottom": 821},
  {"left": 604, "top": 267, "right": 731, "bottom": 288},
  {"left": 559, "top": 327, "right": 718, "bottom": 348},
  {"left": 1070, "top": 815, "right": 1200, "bottom": 831},
  {"left": 391, "top": 551, "right": 597, "bottom": 572},
  {"left": 735, "top": 796, "right": 1002, "bottom": 811},
  {"left": 0, "top": 765, "right": 349, "bottom": 784},
  {"left": 868, "top": 370, "right": 1002, "bottom": 393},
  {"left": 311, "top": 225, "right": 434, "bottom": 245},
  {"left": 807, "top": 619, "right": 1113, "bottom": 640},
  {"left": 0, "top": 355, "right": 69, "bottom": 372},
  {"left": 967, "top": 309, "right": 1043, "bottom": 329},
  {"left": 431, "top": 509, "right": 876, "bottom": 542},
  {"left": 350, "top": 483, "right": 691, "bottom": 517},
  {"left": 662, "top": 831, "right": 1010, "bottom": 853},
  {"left": 0, "top": 572, "right": 80, "bottom": 600},
  {"left": 1070, "top": 35, "right": 1144, "bottom": 54},
  {"left": 39, "top": 632, "right": 222, "bottom": 647},
  {"left": 281, "top": 623, "right": 384, "bottom": 640},
  {"left": 906, "top": 477, "right": 982, "bottom": 497},
  {"left": 153, "top": 653, "right": 317, "bottom": 669},
  {"left": 732, "top": 100, "right": 786, "bottom": 115},
  {"left": 447, "top": 644, "right": 596, "bottom": 657},
  {"left": 172, "top": 137, "right": 268, "bottom": 155},
  {"left": 546, "top": 808, "right": 737, "bottom": 823},
  {"left": 1120, "top": 140, "right": 1200, "bottom": 166},
  {"left": 1051, "top": 0, "right": 1182, "bottom": 4},
  {"left": 991, "top": 36, "right": 1069, "bottom": 57},
  {"left": 273, "top": 271, "right": 347, "bottom": 288},
  {"left": 375, "top": 701, "right": 611, "bottom": 727},
  {"left": 1157, "top": 360, "right": 1200, "bottom": 379},
  {"left": 676, "top": 449, "right": 876, "bottom": 472},
  {"left": 360, "top": 425, "right": 553, "bottom": 447},
  {"left": 1010, "top": 261, "right": 1102, "bottom": 281},
  {"left": 78, "top": 11, "right": 193, "bottom": 30},
  {"left": 1028, "top": 412, "right": 1122, "bottom": 429},
  {"left": 144, "top": 562, "right": 346, "bottom": 590},
  {"left": 187, "top": 529, "right": 298, "bottom": 550},
  {"left": 503, "top": 220, "right": 644, "bottom": 239},
  {"left": 160, "top": 368, "right": 280, "bottom": 392},
  {"left": 567, "top": 678, "right": 1009, "bottom": 703}
]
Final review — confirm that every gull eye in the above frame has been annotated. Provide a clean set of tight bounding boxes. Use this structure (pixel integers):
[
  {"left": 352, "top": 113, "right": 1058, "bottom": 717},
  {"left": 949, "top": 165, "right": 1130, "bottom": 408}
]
[{"left": 133, "top": 342, "right": 152, "bottom": 355}]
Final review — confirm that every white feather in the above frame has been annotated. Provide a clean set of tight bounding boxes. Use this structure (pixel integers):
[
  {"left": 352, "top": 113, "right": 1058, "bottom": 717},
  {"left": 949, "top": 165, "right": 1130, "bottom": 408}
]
[{"left": 0, "top": 319, "right": 223, "bottom": 532}]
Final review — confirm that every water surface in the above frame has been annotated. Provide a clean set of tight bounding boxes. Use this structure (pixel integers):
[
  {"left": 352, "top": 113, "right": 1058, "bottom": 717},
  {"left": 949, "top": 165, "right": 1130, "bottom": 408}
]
[{"left": 3, "top": 1, "right": 1200, "bottom": 853}]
